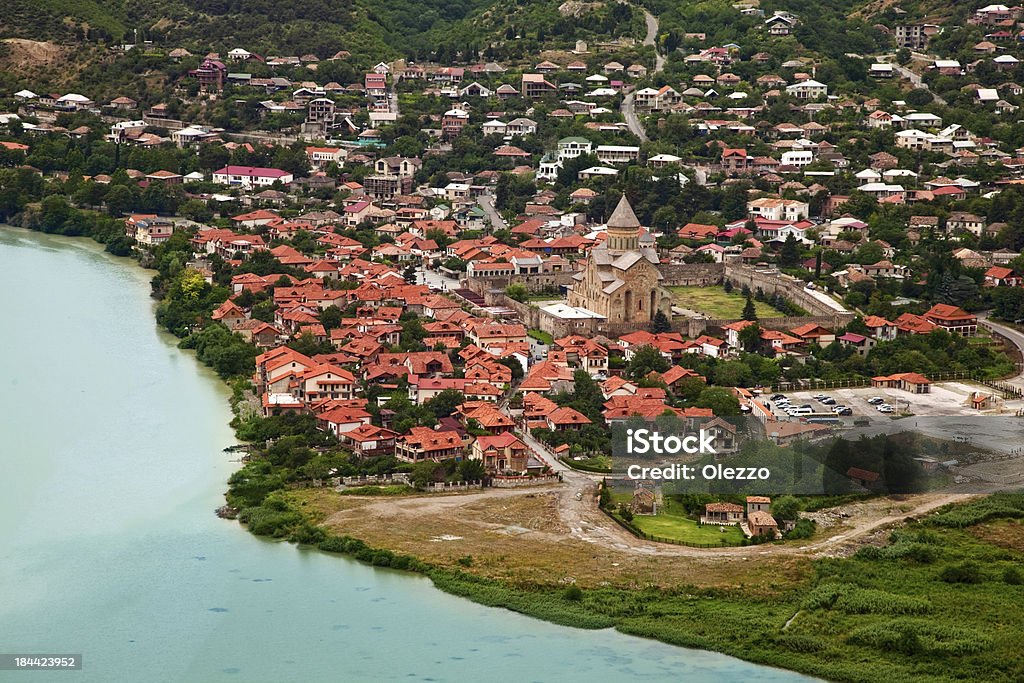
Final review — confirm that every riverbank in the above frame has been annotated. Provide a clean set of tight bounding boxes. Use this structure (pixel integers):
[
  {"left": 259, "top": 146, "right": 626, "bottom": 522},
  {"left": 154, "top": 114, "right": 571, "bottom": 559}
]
[
  {"left": 5, "top": 225, "right": 830, "bottom": 683},
  {"left": 273, "top": 487, "right": 1024, "bottom": 683},
  {"left": 6, "top": 223, "right": 1022, "bottom": 682}
]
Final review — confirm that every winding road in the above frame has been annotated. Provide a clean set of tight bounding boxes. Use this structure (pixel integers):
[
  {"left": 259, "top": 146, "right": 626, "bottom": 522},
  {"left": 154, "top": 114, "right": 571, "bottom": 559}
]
[
  {"left": 477, "top": 193, "right": 508, "bottom": 232},
  {"left": 620, "top": 4, "right": 664, "bottom": 142},
  {"left": 876, "top": 53, "right": 948, "bottom": 106},
  {"left": 979, "top": 315, "right": 1024, "bottom": 391}
]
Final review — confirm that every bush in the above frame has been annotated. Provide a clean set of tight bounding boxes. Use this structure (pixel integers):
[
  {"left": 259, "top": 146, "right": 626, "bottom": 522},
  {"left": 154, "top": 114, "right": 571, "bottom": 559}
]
[
  {"left": 939, "top": 561, "right": 984, "bottom": 584},
  {"left": 563, "top": 585, "right": 583, "bottom": 601},
  {"left": 802, "top": 583, "right": 931, "bottom": 615},
  {"left": 289, "top": 523, "right": 327, "bottom": 545},
  {"left": 783, "top": 518, "right": 816, "bottom": 540},
  {"left": 1004, "top": 566, "right": 1023, "bottom": 585},
  {"left": 772, "top": 634, "right": 824, "bottom": 653},
  {"left": 848, "top": 620, "right": 991, "bottom": 656},
  {"left": 619, "top": 504, "right": 634, "bottom": 522},
  {"left": 238, "top": 505, "right": 303, "bottom": 537},
  {"left": 457, "top": 555, "right": 474, "bottom": 567},
  {"left": 925, "top": 495, "right": 1024, "bottom": 528}
]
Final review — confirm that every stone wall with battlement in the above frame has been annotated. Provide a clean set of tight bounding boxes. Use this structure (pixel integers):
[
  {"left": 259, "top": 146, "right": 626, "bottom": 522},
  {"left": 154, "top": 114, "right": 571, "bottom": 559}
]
[
  {"left": 468, "top": 262, "right": 854, "bottom": 340},
  {"left": 464, "top": 272, "right": 577, "bottom": 300}
]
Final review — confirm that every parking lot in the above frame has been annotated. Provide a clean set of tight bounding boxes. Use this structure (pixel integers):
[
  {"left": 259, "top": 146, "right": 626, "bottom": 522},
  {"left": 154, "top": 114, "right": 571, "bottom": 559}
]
[
  {"left": 764, "top": 382, "right": 1024, "bottom": 419},
  {"left": 753, "top": 382, "right": 1024, "bottom": 460}
]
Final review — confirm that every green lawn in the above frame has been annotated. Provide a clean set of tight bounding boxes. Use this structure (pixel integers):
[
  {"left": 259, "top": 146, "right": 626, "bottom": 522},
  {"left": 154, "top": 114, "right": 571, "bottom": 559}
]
[
  {"left": 527, "top": 329, "right": 554, "bottom": 345},
  {"left": 668, "top": 286, "right": 784, "bottom": 320},
  {"left": 613, "top": 494, "right": 746, "bottom": 545}
]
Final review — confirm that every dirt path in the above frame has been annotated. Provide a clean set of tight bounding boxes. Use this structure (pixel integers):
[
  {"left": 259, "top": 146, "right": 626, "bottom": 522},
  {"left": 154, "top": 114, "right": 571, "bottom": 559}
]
[{"left": 328, "top": 478, "right": 971, "bottom": 561}]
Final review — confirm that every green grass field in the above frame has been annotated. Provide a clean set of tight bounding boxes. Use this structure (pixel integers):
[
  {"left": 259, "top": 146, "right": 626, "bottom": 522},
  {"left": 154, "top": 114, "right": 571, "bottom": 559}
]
[
  {"left": 613, "top": 494, "right": 746, "bottom": 545},
  {"left": 668, "top": 286, "right": 784, "bottom": 319}
]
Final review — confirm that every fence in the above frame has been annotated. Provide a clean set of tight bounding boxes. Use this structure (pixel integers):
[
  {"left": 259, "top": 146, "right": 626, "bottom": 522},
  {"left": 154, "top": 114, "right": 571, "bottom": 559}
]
[
  {"left": 771, "top": 370, "right": 1020, "bottom": 395},
  {"left": 491, "top": 474, "right": 561, "bottom": 488},
  {"left": 339, "top": 473, "right": 411, "bottom": 486},
  {"left": 425, "top": 480, "right": 483, "bottom": 492}
]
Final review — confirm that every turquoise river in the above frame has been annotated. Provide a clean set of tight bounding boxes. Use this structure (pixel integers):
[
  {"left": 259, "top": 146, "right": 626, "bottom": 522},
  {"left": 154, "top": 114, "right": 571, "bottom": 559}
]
[{"left": 0, "top": 227, "right": 817, "bottom": 682}]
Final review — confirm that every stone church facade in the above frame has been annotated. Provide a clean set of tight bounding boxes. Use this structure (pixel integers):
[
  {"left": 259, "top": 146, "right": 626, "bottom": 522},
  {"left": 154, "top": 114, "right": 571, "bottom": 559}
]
[{"left": 567, "top": 195, "right": 672, "bottom": 325}]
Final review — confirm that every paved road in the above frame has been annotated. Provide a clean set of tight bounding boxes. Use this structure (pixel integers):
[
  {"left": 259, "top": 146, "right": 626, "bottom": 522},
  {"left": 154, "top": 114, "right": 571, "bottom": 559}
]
[
  {"left": 621, "top": 91, "right": 647, "bottom": 142},
  {"left": 876, "top": 54, "right": 947, "bottom": 106},
  {"left": 619, "top": 4, "right": 664, "bottom": 142},
  {"left": 477, "top": 193, "right": 508, "bottom": 232},
  {"left": 641, "top": 8, "right": 665, "bottom": 73},
  {"left": 979, "top": 315, "right": 1024, "bottom": 390}
]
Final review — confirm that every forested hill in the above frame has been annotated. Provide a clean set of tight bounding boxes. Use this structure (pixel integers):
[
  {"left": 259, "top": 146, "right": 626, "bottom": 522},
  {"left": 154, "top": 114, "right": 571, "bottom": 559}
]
[{"left": 0, "top": 0, "right": 505, "bottom": 57}]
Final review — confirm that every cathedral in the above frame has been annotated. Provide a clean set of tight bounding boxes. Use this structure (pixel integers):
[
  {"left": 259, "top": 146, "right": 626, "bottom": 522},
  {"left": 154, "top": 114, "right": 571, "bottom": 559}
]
[{"left": 567, "top": 195, "right": 672, "bottom": 326}]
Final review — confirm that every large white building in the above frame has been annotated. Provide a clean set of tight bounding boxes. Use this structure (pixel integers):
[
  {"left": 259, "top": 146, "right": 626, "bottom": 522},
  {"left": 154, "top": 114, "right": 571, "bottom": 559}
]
[
  {"left": 785, "top": 79, "right": 828, "bottom": 100},
  {"left": 212, "top": 165, "right": 294, "bottom": 189},
  {"left": 747, "top": 197, "right": 810, "bottom": 222}
]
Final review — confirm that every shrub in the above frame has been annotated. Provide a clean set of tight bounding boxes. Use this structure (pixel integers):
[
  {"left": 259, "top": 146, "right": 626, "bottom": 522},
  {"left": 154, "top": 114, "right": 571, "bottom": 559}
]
[
  {"left": 457, "top": 555, "right": 474, "bottom": 567},
  {"left": 563, "top": 585, "right": 583, "bottom": 601},
  {"left": 848, "top": 620, "right": 991, "bottom": 656},
  {"left": 784, "top": 518, "right": 816, "bottom": 540},
  {"left": 619, "top": 504, "right": 634, "bottom": 522},
  {"left": 238, "top": 505, "right": 303, "bottom": 537},
  {"left": 1003, "top": 566, "right": 1023, "bottom": 585},
  {"left": 939, "top": 561, "right": 984, "bottom": 584},
  {"left": 925, "top": 495, "right": 1024, "bottom": 528},
  {"left": 288, "top": 523, "right": 327, "bottom": 545},
  {"left": 802, "top": 583, "right": 930, "bottom": 615},
  {"left": 772, "top": 634, "right": 824, "bottom": 653}
]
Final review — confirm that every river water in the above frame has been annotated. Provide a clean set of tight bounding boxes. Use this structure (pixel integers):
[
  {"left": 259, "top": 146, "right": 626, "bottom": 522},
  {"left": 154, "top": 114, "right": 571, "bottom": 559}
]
[{"left": 0, "top": 227, "right": 815, "bottom": 682}]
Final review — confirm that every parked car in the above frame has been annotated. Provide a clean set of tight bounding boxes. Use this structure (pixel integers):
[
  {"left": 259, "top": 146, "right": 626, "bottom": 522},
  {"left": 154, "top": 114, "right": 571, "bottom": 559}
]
[
  {"left": 836, "top": 407, "right": 853, "bottom": 416},
  {"left": 867, "top": 397, "right": 885, "bottom": 405},
  {"left": 821, "top": 398, "right": 837, "bottom": 405}
]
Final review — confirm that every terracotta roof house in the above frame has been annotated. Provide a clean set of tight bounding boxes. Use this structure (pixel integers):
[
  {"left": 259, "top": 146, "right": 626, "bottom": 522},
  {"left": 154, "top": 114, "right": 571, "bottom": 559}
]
[{"left": 923, "top": 304, "right": 977, "bottom": 336}]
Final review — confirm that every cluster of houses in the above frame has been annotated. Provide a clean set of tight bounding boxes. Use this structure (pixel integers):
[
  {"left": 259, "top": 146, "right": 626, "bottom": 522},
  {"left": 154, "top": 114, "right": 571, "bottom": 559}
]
[{"left": 701, "top": 496, "right": 780, "bottom": 539}]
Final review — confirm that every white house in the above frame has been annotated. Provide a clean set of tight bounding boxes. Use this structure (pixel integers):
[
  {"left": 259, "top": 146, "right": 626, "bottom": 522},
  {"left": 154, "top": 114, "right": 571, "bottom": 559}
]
[
  {"left": 212, "top": 165, "right": 294, "bottom": 189},
  {"left": 595, "top": 145, "right": 640, "bottom": 164},
  {"left": 747, "top": 198, "right": 809, "bottom": 222},
  {"left": 785, "top": 80, "right": 828, "bottom": 99}
]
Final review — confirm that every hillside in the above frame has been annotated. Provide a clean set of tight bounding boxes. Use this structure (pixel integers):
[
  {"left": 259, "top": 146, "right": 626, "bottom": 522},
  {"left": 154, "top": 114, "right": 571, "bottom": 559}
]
[{"left": 0, "top": 0, "right": 501, "bottom": 57}]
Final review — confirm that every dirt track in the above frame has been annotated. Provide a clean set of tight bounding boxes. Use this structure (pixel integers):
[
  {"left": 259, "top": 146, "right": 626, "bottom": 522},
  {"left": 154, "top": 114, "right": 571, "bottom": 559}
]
[{"left": 325, "top": 478, "right": 971, "bottom": 561}]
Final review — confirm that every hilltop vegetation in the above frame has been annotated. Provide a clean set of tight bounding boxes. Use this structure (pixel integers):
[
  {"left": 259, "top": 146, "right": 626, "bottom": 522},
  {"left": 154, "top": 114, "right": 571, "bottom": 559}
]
[
  {"left": 0, "top": 0, "right": 637, "bottom": 61},
  {"left": 0, "top": 0, "right": 477, "bottom": 53}
]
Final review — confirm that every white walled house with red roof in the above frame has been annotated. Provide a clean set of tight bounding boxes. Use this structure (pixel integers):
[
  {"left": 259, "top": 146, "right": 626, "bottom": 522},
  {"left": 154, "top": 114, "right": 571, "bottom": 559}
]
[{"left": 212, "top": 165, "right": 294, "bottom": 189}]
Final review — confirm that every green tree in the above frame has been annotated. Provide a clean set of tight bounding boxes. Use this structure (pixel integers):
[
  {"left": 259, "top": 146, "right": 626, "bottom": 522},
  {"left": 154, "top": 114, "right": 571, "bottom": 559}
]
[
  {"left": 779, "top": 233, "right": 800, "bottom": 267},
  {"left": 425, "top": 388, "right": 465, "bottom": 418},
  {"left": 320, "top": 305, "right": 343, "bottom": 330},
  {"left": 742, "top": 295, "right": 757, "bottom": 321},
  {"left": 505, "top": 282, "right": 528, "bottom": 302},
  {"left": 771, "top": 495, "right": 800, "bottom": 521},
  {"left": 456, "top": 458, "right": 485, "bottom": 482},
  {"left": 738, "top": 322, "right": 762, "bottom": 353},
  {"left": 695, "top": 387, "right": 741, "bottom": 416},
  {"left": 650, "top": 310, "right": 671, "bottom": 333},
  {"left": 626, "top": 345, "right": 670, "bottom": 380}
]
